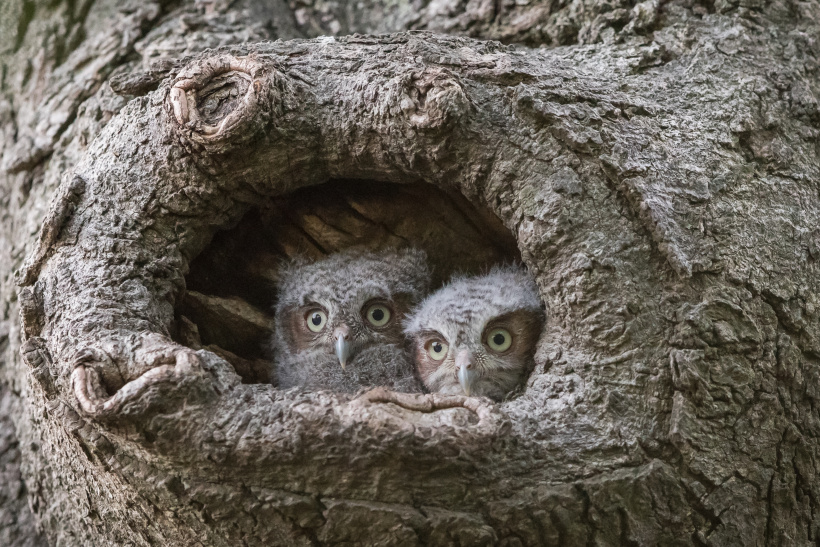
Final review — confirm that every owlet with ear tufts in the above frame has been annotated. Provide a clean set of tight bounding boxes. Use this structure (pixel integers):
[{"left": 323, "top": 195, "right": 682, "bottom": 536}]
[
  {"left": 405, "top": 267, "right": 544, "bottom": 401},
  {"left": 273, "top": 248, "right": 429, "bottom": 393}
]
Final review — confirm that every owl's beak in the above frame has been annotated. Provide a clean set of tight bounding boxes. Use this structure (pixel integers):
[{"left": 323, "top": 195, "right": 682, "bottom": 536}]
[
  {"left": 456, "top": 349, "right": 477, "bottom": 396},
  {"left": 334, "top": 326, "right": 352, "bottom": 370}
]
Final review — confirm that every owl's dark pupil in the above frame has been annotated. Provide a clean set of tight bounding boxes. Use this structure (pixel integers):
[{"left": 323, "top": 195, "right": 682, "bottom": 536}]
[
  {"left": 311, "top": 314, "right": 322, "bottom": 326},
  {"left": 372, "top": 309, "right": 385, "bottom": 321},
  {"left": 493, "top": 333, "right": 506, "bottom": 346},
  {"left": 433, "top": 342, "right": 442, "bottom": 352}
]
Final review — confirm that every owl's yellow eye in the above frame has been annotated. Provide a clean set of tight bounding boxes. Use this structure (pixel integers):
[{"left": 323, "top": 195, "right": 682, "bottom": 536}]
[
  {"left": 306, "top": 310, "right": 327, "bottom": 332},
  {"left": 426, "top": 339, "right": 449, "bottom": 361},
  {"left": 486, "top": 328, "right": 512, "bottom": 352},
  {"left": 365, "top": 304, "right": 391, "bottom": 328}
]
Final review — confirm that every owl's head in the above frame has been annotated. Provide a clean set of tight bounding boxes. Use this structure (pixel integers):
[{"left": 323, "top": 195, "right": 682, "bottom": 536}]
[
  {"left": 275, "top": 248, "right": 430, "bottom": 370},
  {"left": 404, "top": 267, "right": 544, "bottom": 400}
]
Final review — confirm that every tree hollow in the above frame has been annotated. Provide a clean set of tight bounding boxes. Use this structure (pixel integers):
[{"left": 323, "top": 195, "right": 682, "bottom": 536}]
[{"left": 178, "top": 179, "right": 522, "bottom": 384}]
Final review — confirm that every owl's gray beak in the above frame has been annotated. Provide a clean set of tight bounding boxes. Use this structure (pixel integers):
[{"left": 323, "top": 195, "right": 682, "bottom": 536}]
[
  {"left": 456, "top": 349, "right": 477, "bottom": 396},
  {"left": 334, "top": 326, "right": 352, "bottom": 370}
]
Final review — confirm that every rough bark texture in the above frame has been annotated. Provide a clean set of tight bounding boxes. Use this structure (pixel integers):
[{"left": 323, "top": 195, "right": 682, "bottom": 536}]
[{"left": 3, "top": 0, "right": 820, "bottom": 546}]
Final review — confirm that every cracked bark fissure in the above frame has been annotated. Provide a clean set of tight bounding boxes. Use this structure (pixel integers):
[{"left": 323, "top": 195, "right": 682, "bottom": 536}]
[{"left": 2, "top": 0, "right": 820, "bottom": 545}]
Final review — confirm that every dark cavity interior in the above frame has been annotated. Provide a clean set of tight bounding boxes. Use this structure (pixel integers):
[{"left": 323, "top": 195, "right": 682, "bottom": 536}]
[{"left": 175, "top": 179, "right": 521, "bottom": 384}]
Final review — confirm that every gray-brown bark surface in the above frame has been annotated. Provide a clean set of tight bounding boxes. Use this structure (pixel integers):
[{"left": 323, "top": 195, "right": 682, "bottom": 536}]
[{"left": 2, "top": 0, "right": 820, "bottom": 545}]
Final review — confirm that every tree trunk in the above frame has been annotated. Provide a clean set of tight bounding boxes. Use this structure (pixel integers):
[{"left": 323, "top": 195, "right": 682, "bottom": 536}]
[{"left": 2, "top": 0, "right": 820, "bottom": 545}]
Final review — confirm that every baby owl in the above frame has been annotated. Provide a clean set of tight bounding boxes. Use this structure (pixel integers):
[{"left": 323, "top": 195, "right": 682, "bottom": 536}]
[
  {"left": 405, "top": 267, "right": 544, "bottom": 401},
  {"left": 273, "top": 248, "right": 429, "bottom": 393}
]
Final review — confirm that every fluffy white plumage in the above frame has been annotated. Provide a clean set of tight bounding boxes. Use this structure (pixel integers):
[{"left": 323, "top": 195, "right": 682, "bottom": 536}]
[{"left": 404, "top": 267, "right": 544, "bottom": 400}]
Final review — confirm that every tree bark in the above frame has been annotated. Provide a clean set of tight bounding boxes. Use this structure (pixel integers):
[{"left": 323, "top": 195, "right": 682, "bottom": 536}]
[{"left": 2, "top": 0, "right": 820, "bottom": 545}]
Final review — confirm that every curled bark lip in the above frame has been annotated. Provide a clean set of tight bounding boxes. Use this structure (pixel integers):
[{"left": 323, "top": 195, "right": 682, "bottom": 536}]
[
  {"left": 350, "top": 386, "right": 511, "bottom": 437},
  {"left": 71, "top": 349, "right": 204, "bottom": 418},
  {"left": 72, "top": 363, "right": 176, "bottom": 416},
  {"left": 350, "top": 387, "right": 504, "bottom": 429}
]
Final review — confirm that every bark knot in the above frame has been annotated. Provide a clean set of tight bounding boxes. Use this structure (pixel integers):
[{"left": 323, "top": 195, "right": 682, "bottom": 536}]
[
  {"left": 399, "top": 68, "right": 470, "bottom": 129},
  {"left": 169, "top": 55, "right": 273, "bottom": 146}
]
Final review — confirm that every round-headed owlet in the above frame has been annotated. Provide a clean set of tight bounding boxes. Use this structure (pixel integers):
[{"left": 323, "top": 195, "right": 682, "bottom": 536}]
[
  {"left": 404, "top": 267, "right": 544, "bottom": 401},
  {"left": 273, "top": 248, "right": 429, "bottom": 393}
]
